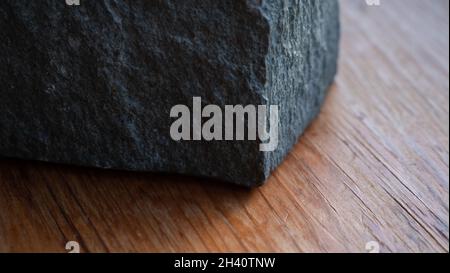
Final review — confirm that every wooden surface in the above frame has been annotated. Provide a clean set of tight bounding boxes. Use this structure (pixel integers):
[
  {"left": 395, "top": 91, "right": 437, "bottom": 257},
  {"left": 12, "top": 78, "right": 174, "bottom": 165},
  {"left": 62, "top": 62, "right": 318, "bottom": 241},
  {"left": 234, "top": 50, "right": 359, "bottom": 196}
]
[{"left": 0, "top": 0, "right": 448, "bottom": 253}]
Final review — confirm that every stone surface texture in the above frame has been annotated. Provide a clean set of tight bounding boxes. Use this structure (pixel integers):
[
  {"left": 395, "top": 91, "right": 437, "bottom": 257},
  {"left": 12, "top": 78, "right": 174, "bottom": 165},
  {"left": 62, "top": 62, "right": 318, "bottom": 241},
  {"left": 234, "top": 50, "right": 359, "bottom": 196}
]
[{"left": 0, "top": 0, "right": 340, "bottom": 186}]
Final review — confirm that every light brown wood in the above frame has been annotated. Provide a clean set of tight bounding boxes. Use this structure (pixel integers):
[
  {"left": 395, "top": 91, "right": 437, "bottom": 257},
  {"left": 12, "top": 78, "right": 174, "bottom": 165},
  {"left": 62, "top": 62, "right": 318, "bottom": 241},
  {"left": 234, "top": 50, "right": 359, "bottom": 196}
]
[{"left": 0, "top": 0, "right": 448, "bottom": 253}]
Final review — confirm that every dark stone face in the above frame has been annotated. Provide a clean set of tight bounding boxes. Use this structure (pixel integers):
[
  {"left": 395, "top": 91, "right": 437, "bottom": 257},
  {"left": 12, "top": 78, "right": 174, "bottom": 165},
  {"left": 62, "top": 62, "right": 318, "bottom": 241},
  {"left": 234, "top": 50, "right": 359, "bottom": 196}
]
[{"left": 0, "top": 0, "right": 340, "bottom": 187}]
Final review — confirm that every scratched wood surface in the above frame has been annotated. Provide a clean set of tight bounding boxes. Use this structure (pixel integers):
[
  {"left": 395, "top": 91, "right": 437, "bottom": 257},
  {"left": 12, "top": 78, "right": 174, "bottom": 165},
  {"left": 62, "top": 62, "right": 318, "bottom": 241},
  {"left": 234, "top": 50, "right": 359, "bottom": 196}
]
[{"left": 0, "top": 0, "right": 448, "bottom": 253}]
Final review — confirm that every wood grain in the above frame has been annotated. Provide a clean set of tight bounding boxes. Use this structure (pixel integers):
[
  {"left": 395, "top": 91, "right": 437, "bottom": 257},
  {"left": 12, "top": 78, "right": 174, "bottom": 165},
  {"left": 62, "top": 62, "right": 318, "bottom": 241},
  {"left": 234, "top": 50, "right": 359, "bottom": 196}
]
[{"left": 0, "top": 0, "right": 448, "bottom": 253}]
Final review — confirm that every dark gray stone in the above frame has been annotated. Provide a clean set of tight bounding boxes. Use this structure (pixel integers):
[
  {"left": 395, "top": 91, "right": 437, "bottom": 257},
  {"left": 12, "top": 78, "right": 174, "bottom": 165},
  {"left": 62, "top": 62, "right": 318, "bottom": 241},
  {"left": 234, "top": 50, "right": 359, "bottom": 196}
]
[{"left": 0, "top": 0, "right": 339, "bottom": 187}]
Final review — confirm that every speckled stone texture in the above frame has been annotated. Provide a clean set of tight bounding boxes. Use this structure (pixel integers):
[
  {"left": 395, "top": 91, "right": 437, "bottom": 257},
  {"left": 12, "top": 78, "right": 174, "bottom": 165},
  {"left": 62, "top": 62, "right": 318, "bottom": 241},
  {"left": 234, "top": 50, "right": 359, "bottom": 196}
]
[{"left": 0, "top": 0, "right": 339, "bottom": 187}]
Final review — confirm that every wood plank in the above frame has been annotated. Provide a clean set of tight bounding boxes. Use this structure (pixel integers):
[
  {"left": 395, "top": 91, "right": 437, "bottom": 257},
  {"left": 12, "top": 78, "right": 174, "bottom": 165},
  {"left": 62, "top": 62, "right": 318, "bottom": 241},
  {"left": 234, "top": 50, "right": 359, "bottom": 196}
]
[{"left": 0, "top": 0, "right": 448, "bottom": 253}]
